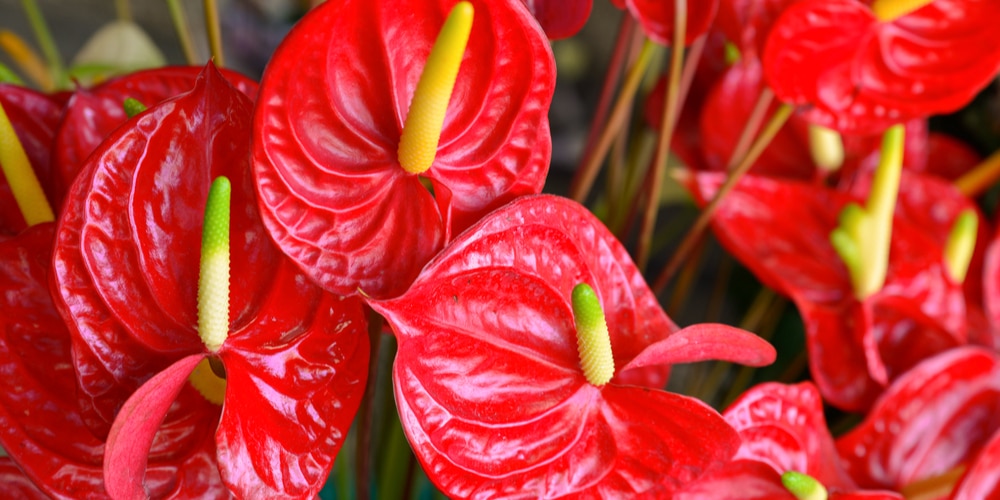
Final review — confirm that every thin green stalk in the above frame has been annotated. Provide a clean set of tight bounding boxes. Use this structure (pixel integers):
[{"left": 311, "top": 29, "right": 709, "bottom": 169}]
[
  {"left": 653, "top": 103, "right": 794, "bottom": 294},
  {"left": 204, "top": 0, "right": 225, "bottom": 67},
  {"left": 355, "top": 309, "right": 384, "bottom": 500},
  {"left": 115, "top": 0, "right": 132, "bottom": 21},
  {"left": 377, "top": 413, "right": 413, "bottom": 500},
  {"left": 726, "top": 88, "right": 774, "bottom": 170},
  {"left": 0, "top": 61, "right": 24, "bottom": 85},
  {"left": 636, "top": 0, "right": 687, "bottom": 271},
  {"left": 582, "top": 14, "right": 635, "bottom": 180},
  {"left": 568, "top": 40, "right": 661, "bottom": 202},
  {"left": 167, "top": 0, "right": 199, "bottom": 64},
  {"left": 19, "top": 0, "right": 65, "bottom": 88}
]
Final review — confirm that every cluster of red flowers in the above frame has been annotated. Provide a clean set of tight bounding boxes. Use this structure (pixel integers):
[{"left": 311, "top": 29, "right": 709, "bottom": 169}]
[{"left": 1, "top": 0, "right": 999, "bottom": 498}]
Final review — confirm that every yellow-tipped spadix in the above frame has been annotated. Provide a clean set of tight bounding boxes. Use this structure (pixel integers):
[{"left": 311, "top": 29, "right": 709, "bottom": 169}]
[
  {"left": 572, "top": 283, "right": 615, "bottom": 387},
  {"left": 871, "top": 0, "right": 934, "bottom": 22},
  {"left": 782, "top": 471, "right": 828, "bottom": 500},
  {"left": 397, "top": 1, "right": 473, "bottom": 175},
  {"left": 944, "top": 209, "right": 978, "bottom": 284},
  {"left": 198, "top": 177, "right": 231, "bottom": 353},
  {"left": 808, "top": 124, "right": 844, "bottom": 172},
  {"left": 0, "top": 100, "right": 54, "bottom": 225},
  {"left": 830, "top": 124, "right": 904, "bottom": 300}
]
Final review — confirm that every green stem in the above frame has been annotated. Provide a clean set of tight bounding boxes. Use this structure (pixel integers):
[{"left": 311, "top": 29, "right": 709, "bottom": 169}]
[
  {"left": 568, "top": 40, "right": 661, "bottom": 203},
  {"left": 0, "top": 61, "right": 25, "bottom": 84},
  {"left": 355, "top": 309, "right": 384, "bottom": 500},
  {"left": 203, "top": 0, "right": 225, "bottom": 67},
  {"left": 653, "top": 103, "right": 794, "bottom": 294},
  {"left": 636, "top": 0, "right": 688, "bottom": 272},
  {"left": 167, "top": 0, "right": 199, "bottom": 65},
  {"left": 19, "top": 0, "right": 65, "bottom": 88}
]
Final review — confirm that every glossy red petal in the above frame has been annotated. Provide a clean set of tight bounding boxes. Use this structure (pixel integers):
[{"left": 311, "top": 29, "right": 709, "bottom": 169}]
[
  {"left": 625, "top": 0, "right": 718, "bottom": 46},
  {"left": 723, "top": 382, "right": 853, "bottom": 489},
  {"left": 0, "top": 458, "right": 48, "bottom": 500},
  {"left": 253, "top": 0, "right": 555, "bottom": 299},
  {"left": 836, "top": 347, "right": 1000, "bottom": 490},
  {"left": 620, "top": 323, "right": 775, "bottom": 374},
  {"left": 404, "top": 194, "right": 678, "bottom": 383},
  {"left": 214, "top": 283, "right": 369, "bottom": 498},
  {"left": 52, "top": 66, "right": 257, "bottom": 200},
  {"left": 0, "top": 226, "right": 226, "bottom": 499},
  {"left": 520, "top": 0, "right": 592, "bottom": 39},
  {"left": 105, "top": 354, "right": 204, "bottom": 499},
  {"left": 691, "top": 173, "right": 965, "bottom": 410},
  {"left": 370, "top": 195, "right": 745, "bottom": 496},
  {"left": 674, "top": 459, "right": 795, "bottom": 499},
  {"left": 952, "top": 429, "right": 1000, "bottom": 499},
  {"left": 0, "top": 84, "right": 62, "bottom": 236},
  {"left": 716, "top": 0, "right": 801, "bottom": 59},
  {"left": 51, "top": 65, "right": 262, "bottom": 435},
  {"left": 763, "top": 0, "right": 1000, "bottom": 133}
]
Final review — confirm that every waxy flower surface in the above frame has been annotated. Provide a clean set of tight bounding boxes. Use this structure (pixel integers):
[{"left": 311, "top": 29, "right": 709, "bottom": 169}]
[
  {"left": 689, "top": 170, "right": 971, "bottom": 410},
  {"left": 369, "top": 195, "right": 776, "bottom": 498},
  {"left": 51, "top": 66, "right": 257, "bottom": 201},
  {"left": 253, "top": 0, "right": 556, "bottom": 299},
  {"left": 49, "top": 65, "right": 369, "bottom": 498},
  {"left": 763, "top": 0, "right": 1000, "bottom": 133},
  {"left": 0, "top": 225, "right": 229, "bottom": 499}
]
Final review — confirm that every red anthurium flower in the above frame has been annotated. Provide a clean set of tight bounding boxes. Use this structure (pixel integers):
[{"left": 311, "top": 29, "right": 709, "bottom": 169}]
[
  {"left": 836, "top": 347, "right": 1000, "bottom": 498},
  {"left": 50, "top": 65, "right": 369, "bottom": 498},
  {"left": 763, "top": 0, "right": 1000, "bottom": 133},
  {"left": 724, "top": 382, "right": 854, "bottom": 489},
  {"left": 689, "top": 172, "right": 968, "bottom": 411},
  {"left": 368, "top": 194, "right": 776, "bottom": 498},
  {"left": 0, "top": 84, "right": 63, "bottom": 236},
  {"left": 676, "top": 382, "right": 903, "bottom": 499},
  {"left": 0, "top": 224, "right": 228, "bottom": 499},
  {"left": 519, "top": 0, "right": 592, "bottom": 39},
  {"left": 253, "top": 0, "right": 555, "bottom": 299},
  {"left": 951, "top": 428, "right": 1000, "bottom": 499},
  {"left": 51, "top": 65, "right": 257, "bottom": 201}
]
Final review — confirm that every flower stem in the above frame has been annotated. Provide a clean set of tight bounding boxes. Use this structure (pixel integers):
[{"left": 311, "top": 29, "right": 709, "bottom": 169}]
[
  {"left": 569, "top": 39, "right": 661, "bottom": 202},
  {"left": 954, "top": 148, "right": 1000, "bottom": 197},
  {"left": 166, "top": 0, "right": 199, "bottom": 65},
  {"left": 653, "top": 103, "right": 794, "bottom": 294},
  {"left": 203, "top": 0, "right": 225, "bottom": 67},
  {"left": 636, "top": 0, "right": 688, "bottom": 272},
  {"left": 355, "top": 308, "right": 384, "bottom": 500},
  {"left": 586, "top": 14, "right": 635, "bottom": 197},
  {"left": 19, "top": 0, "right": 65, "bottom": 89},
  {"left": 0, "top": 30, "right": 50, "bottom": 89}
]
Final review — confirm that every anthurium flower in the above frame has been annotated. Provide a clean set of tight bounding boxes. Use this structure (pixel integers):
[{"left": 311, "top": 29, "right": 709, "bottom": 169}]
[
  {"left": 0, "top": 83, "right": 62, "bottom": 236},
  {"left": 51, "top": 65, "right": 257, "bottom": 200},
  {"left": 253, "top": 0, "right": 555, "bottom": 299},
  {"left": 367, "top": 194, "right": 776, "bottom": 498},
  {"left": 836, "top": 347, "right": 1000, "bottom": 498},
  {"left": 50, "top": 64, "right": 369, "bottom": 498},
  {"left": 0, "top": 457, "right": 48, "bottom": 500},
  {"left": 0, "top": 224, "right": 229, "bottom": 499},
  {"left": 518, "top": 0, "right": 592, "bottom": 39},
  {"left": 675, "top": 382, "right": 903, "bottom": 499},
  {"left": 763, "top": 0, "right": 1000, "bottom": 133},
  {"left": 687, "top": 170, "right": 970, "bottom": 410}
]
